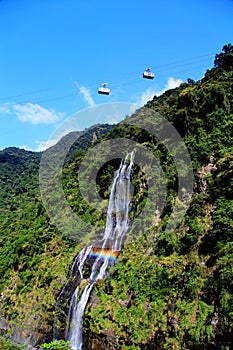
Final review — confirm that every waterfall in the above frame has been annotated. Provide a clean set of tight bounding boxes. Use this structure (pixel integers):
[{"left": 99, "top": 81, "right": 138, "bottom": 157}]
[{"left": 66, "top": 152, "right": 134, "bottom": 350}]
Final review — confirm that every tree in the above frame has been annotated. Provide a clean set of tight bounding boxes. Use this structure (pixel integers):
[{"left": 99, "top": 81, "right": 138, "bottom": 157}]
[
  {"left": 187, "top": 77, "right": 196, "bottom": 85},
  {"left": 214, "top": 43, "right": 233, "bottom": 70}
]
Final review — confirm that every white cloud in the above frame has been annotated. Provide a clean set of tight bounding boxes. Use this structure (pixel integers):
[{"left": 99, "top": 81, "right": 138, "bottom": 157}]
[
  {"left": 154, "top": 77, "right": 183, "bottom": 97},
  {"left": 137, "top": 77, "right": 183, "bottom": 106},
  {"left": 35, "top": 124, "right": 78, "bottom": 152},
  {"left": 137, "top": 88, "right": 157, "bottom": 106},
  {"left": 12, "top": 103, "right": 63, "bottom": 125},
  {"left": 35, "top": 139, "right": 58, "bottom": 152},
  {"left": 165, "top": 77, "right": 183, "bottom": 90},
  {"left": 0, "top": 103, "right": 11, "bottom": 114},
  {"left": 20, "top": 138, "right": 62, "bottom": 153},
  {"left": 20, "top": 145, "right": 33, "bottom": 151},
  {"left": 76, "top": 82, "right": 95, "bottom": 107}
]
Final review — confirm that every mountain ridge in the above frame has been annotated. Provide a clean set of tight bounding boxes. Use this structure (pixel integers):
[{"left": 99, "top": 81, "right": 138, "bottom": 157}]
[{"left": 0, "top": 44, "right": 232, "bottom": 349}]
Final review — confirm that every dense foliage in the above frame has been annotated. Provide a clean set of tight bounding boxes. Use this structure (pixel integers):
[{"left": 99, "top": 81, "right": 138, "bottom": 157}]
[
  {"left": 0, "top": 124, "right": 113, "bottom": 339},
  {"left": 41, "top": 339, "right": 71, "bottom": 349},
  {"left": 0, "top": 337, "right": 24, "bottom": 350},
  {"left": 0, "top": 45, "right": 232, "bottom": 349},
  {"left": 82, "top": 44, "right": 233, "bottom": 349}
]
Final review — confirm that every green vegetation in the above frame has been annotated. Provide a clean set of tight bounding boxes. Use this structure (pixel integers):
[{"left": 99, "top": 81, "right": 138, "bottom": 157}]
[
  {"left": 0, "top": 337, "right": 23, "bottom": 350},
  {"left": 0, "top": 125, "right": 113, "bottom": 336},
  {"left": 41, "top": 339, "right": 71, "bottom": 349},
  {"left": 82, "top": 44, "right": 233, "bottom": 349},
  {"left": 0, "top": 45, "right": 232, "bottom": 349}
]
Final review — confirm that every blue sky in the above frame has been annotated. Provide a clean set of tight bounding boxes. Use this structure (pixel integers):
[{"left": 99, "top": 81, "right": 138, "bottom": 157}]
[{"left": 0, "top": 0, "right": 232, "bottom": 151}]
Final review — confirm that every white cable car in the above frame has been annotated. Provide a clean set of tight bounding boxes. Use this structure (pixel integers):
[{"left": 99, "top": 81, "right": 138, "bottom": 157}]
[
  {"left": 98, "top": 83, "right": 110, "bottom": 95},
  {"left": 143, "top": 68, "right": 155, "bottom": 79}
]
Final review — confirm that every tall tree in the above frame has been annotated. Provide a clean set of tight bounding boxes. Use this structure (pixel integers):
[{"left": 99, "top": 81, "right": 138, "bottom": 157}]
[{"left": 214, "top": 43, "right": 233, "bottom": 70}]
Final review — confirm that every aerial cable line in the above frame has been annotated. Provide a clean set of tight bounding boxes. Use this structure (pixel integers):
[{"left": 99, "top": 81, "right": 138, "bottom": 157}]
[
  {"left": 0, "top": 52, "right": 215, "bottom": 104},
  {"left": 0, "top": 53, "right": 214, "bottom": 102},
  {"left": 0, "top": 82, "right": 74, "bottom": 102},
  {"left": 33, "top": 63, "right": 211, "bottom": 104},
  {"left": 110, "top": 60, "right": 212, "bottom": 90},
  {"left": 0, "top": 62, "right": 209, "bottom": 106},
  {"left": 154, "top": 52, "right": 215, "bottom": 69},
  {"left": 28, "top": 89, "right": 78, "bottom": 104},
  {"left": 0, "top": 61, "right": 211, "bottom": 106},
  {"left": 109, "top": 53, "right": 215, "bottom": 87},
  {"left": 156, "top": 56, "right": 214, "bottom": 73},
  {"left": 108, "top": 56, "right": 214, "bottom": 90}
]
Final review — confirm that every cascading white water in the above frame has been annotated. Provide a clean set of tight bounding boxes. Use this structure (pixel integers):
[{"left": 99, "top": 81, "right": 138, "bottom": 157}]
[{"left": 67, "top": 152, "right": 134, "bottom": 350}]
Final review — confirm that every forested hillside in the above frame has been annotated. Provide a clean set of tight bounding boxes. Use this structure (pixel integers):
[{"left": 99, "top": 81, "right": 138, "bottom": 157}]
[
  {"left": 0, "top": 124, "right": 113, "bottom": 347},
  {"left": 78, "top": 45, "right": 233, "bottom": 350},
  {"left": 0, "top": 45, "right": 233, "bottom": 349}
]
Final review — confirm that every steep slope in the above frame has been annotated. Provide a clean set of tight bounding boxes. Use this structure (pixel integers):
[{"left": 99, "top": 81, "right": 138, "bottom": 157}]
[{"left": 79, "top": 45, "right": 233, "bottom": 349}]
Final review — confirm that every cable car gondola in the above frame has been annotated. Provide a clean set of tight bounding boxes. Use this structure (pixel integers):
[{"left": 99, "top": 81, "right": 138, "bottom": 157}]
[
  {"left": 143, "top": 68, "right": 155, "bottom": 80},
  {"left": 98, "top": 83, "right": 110, "bottom": 95}
]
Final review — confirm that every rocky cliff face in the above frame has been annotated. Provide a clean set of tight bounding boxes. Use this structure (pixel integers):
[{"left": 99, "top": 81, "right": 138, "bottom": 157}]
[{"left": 0, "top": 317, "right": 44, "bottom": 348}]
